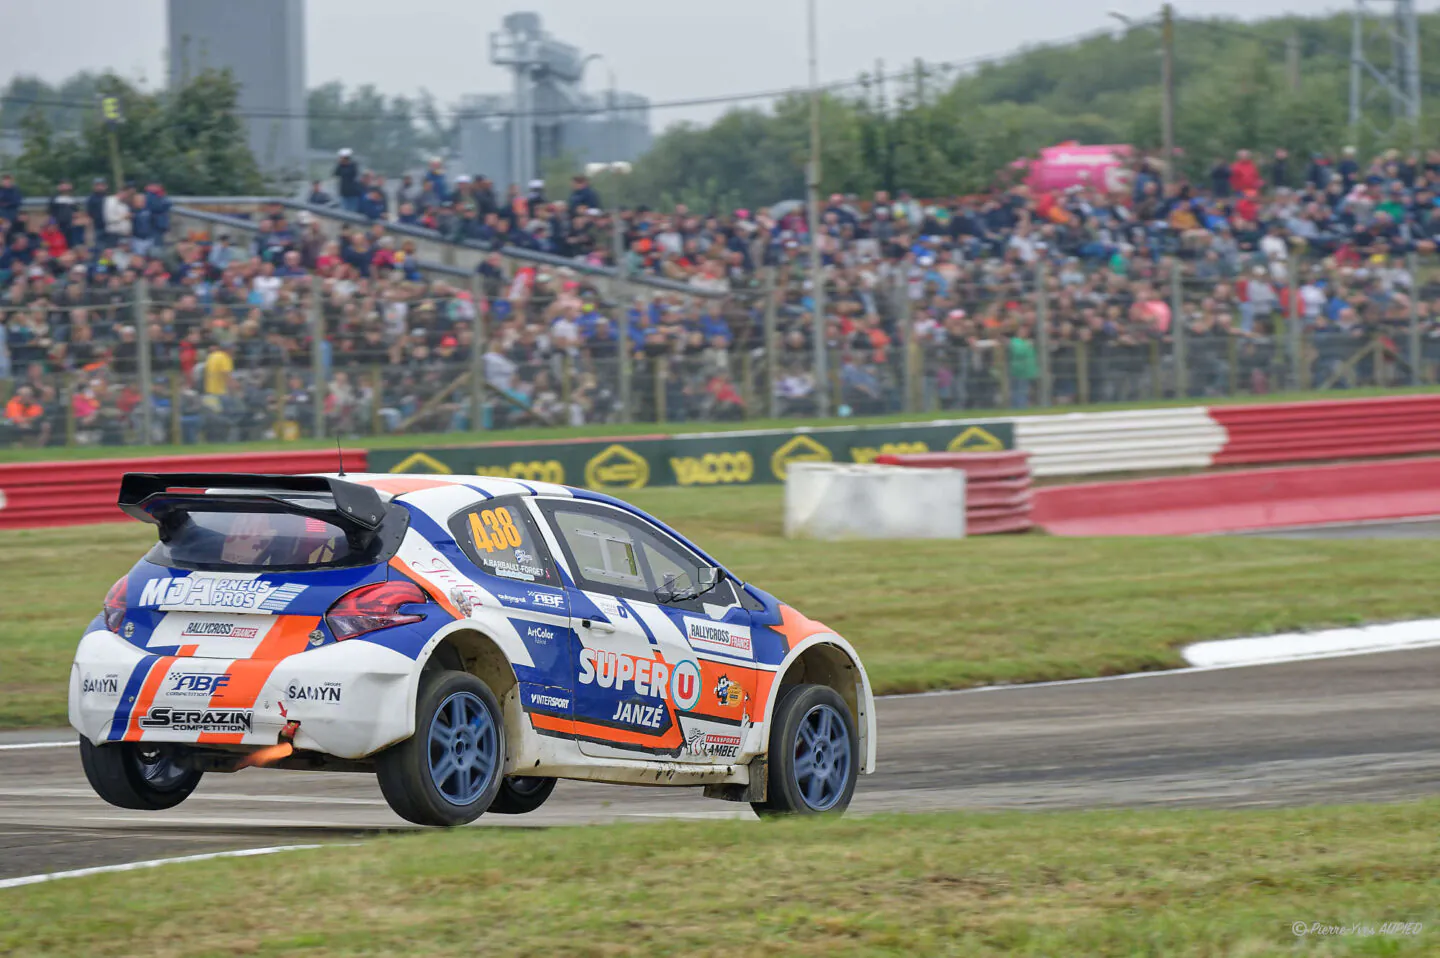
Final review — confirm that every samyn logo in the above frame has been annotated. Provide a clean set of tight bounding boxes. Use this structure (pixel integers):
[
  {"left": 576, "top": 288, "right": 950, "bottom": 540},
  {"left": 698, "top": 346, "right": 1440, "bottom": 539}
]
[
  {"left": 82, "top": 673, "right": 120, "bottom": 695},
  {"left": 285, "top": 682, "right": 342, "bottom": 703}
]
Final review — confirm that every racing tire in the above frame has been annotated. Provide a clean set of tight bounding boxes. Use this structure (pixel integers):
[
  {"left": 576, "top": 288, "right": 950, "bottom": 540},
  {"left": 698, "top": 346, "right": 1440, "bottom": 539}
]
[
  {"left": 488, "top": 776, "right": 557, "bottom": 815},
  {"left": 751, "top": 684, "right": 858, "bottom": 817},
  {"left": 375, "top": 669, "right": 507, "bottom": 827},
  {"left": 79, "top": 738, "right": 203, "bottom": 811}
]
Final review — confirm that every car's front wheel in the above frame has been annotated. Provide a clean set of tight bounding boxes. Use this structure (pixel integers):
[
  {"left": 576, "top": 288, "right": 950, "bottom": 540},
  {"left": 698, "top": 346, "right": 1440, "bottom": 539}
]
[
  {"left": 752, "top": 684, "right": 858, "bottom": 817},
  {"left": 488, "top": 776, "right": 556, "bottom": 815},
  {"left": 79, "top": 738, "right": 203, "bottom": 810},
  {"left": 375, "top": 670, "right": 507, "bottom": 827}
]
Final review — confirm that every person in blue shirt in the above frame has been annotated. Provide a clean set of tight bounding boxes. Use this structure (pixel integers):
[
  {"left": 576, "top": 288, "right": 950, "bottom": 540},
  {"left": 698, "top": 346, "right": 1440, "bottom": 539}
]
[
  {"left": 144, "top": 184, "right": 172, "bottom": 245},
  {"left": 0, "top": 174, "right": 21, "bottom": 225},
  {"left": 130, "top": 194, "right": 155, "bottom": 256},
  {"left": 355, "top": 186, "right": 381, "bottom": 221},
  {"left": 567, "top": 175, "right": 602, "bottom": 216},
  {"left": 698, "top": 311, "right": 732, "bottom": 344},
  {"left": 424, "top": 160, "right": 449, "bottom": 206}
]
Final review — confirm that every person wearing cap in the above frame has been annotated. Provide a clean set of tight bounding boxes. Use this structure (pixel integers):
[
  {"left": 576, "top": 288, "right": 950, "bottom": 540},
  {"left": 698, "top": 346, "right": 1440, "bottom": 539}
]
[
  {"left": 334, "top": 148, "right": 362, "bottom": 213},
  {"left": 568, "top": 175, "right": 601, "bottom": 217},
  {"left": 424, "top": 159, "right": 449, "bottom": 205},
  {"left": 452, "top": 175, "right": 476, "bottom": 215}
]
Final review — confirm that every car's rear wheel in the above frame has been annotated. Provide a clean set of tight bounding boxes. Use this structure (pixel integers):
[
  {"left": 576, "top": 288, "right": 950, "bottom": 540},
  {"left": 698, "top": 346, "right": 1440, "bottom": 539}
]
[
  {"left": 488, "top": 776, "right": 556, "bottom": 815},
  {"left": 751, "top": 684, "right": 858, "bottom": 817},
  {"left": 375, "top": 669, "right": 506, "bottom": 827},
  {"left": 79, "top": 738, "right": 203, "bottom": 810}
]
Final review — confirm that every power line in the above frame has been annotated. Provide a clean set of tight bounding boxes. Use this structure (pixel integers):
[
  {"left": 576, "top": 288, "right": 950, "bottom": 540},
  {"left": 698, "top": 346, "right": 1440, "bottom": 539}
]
[{"left": 0, "top": 23, "right": 1125, "bottom": 125}]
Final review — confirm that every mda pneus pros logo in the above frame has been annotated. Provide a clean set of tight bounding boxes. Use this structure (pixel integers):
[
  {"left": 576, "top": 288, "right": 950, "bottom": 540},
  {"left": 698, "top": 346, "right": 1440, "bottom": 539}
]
[{"left": 669, "top": 660, "right": 702, "bottom": 711}]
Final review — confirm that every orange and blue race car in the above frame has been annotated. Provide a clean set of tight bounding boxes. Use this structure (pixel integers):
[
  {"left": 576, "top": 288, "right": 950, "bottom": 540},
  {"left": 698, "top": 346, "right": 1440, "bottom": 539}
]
[{"left": 69, "top": 472, "right": 877, "bottom": 825}]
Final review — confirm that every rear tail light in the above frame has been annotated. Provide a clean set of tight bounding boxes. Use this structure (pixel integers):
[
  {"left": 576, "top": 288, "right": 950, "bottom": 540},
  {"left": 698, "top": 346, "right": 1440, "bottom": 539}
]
[
  {"left": 103, "top": 576, "right": 127, "bottom": 632},
  {"left": 325, "top": 580, "right": 429, "bottom": 641}
]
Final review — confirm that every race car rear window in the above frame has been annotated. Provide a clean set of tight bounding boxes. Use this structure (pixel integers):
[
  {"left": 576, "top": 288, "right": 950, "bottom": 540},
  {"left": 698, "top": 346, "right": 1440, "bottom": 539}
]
[
  {"left": 148, "top": 510, "right": 359, "bottom": 570},
  {"left": 449, "top": 500, "right": 558, "bottom": 586}
]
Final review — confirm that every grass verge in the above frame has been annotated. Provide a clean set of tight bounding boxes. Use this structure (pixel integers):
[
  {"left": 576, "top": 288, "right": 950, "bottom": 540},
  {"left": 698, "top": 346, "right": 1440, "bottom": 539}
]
[
  {"left": 5, "top": 485, "right": 1440, "bottom": 729},
  {"left": 3, "top": 801, "right": 1437, "bottom": 956},
  {"left": 0, "top": 385, "right": 1428, "bottom": 464}
]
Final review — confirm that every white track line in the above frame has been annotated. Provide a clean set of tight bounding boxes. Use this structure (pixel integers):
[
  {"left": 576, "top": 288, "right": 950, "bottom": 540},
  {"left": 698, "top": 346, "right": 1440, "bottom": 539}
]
[
  {"left": 1183, "top": 619, "right": 1440, "bottom": 668},
  {"left": 0, "top": 844, "right": 334, "bottom": 891},
  {"left": 0, "top": 741, "right": 78, "bottom": 752},
  {"left": 8, "top": 628, "right": 1440, "bottom": 748}
]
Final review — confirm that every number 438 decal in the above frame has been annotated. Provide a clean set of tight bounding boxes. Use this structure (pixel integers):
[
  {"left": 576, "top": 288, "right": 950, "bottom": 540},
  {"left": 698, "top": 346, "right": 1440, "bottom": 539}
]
[{"left": 467, "top": 507, "right": 524, "bottom": 554}]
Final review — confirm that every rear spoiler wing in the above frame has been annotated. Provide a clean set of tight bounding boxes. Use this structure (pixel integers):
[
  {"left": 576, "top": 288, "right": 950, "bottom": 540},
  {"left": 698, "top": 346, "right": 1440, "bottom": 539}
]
[{"left": 118, "top": 473, "right": 387, "bottom": 546}]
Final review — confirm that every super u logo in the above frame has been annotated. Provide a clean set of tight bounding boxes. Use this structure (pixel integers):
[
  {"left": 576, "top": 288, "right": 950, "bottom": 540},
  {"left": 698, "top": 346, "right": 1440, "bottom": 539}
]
[{"left": 670, "top": 660, "right": 702, "bottom": 711}]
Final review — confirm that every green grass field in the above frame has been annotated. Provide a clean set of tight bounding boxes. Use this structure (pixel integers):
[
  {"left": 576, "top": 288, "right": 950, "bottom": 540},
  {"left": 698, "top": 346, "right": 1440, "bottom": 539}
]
[
  {"left": 0, "top": 385, "right": 1429, "bottom": 464},
  {"left": 5, "top": 484, "right": 1440, "bottom": 729},
  {"left": 4, "top": 801, "right": 1435, "bottom": 956}
]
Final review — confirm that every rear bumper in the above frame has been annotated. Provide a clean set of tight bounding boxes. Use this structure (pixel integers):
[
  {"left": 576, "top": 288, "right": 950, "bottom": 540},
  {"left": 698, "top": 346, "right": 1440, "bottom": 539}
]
[{"left": 70, "top": 629, "right": 421, "bottom": 759}]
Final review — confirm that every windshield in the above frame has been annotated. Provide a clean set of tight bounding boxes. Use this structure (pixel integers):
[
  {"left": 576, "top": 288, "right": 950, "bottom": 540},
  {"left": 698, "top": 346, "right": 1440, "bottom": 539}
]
[{"left": 146, "top": 509, "right": 376, "bottom": 571}]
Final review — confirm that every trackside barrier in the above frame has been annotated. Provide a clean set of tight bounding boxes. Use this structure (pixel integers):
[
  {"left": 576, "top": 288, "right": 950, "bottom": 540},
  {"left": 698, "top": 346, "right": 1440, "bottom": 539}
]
[
  {"left": 0, "top": 450, "right": 367, "bottom": 530},
  {"left": 1031, "top": 456, "right": 1440, "bottom": 536},
  {"left": 1013, "top": 407, "right": 1226, "bottom": 477},
  {"left": 874, "top": 451, "right": 1034, "bottom": 534},
  {"left": 1209, "top": 395, "right": 1440, "bottom": 465},
  {"left": 783, "top": 462, "right": 967, "bottom": 540}
]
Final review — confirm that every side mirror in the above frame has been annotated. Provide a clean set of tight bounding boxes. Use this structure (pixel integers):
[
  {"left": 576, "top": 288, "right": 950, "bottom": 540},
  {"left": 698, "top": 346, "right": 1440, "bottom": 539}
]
[
  {"left": 654, "top": 571, "right": 687, "bottom": 605},
  {"left": 654, "top": 566, "right": 721, "bottom": 604}
]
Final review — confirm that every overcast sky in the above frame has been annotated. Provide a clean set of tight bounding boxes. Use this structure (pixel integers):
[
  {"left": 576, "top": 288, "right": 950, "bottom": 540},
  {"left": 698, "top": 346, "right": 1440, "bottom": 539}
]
[{"left": 0, "top": 0, "right": 1404, "bottom": 129}]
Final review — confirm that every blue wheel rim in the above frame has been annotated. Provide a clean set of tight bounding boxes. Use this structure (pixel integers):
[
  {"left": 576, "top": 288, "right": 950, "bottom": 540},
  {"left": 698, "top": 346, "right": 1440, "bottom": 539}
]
[
  {"left": 134, "top": 746, "right": 188, "bottom": 791},
  {"left": 792, "top": 703, "right": 851, "bottom": 811},
  {"left": 427, "top": 691, "right": 499, "bottom": 806}
]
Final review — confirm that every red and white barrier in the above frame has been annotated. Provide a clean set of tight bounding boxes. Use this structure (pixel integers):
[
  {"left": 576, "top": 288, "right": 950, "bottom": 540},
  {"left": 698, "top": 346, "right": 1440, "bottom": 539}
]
[
  {"left": 1013, "top": 394, "right": 1440, "bottom": 477},
  {"left": 1032, "top": 456, "right": 1440, "bottom": 536},
  {"left": 873, "top": 450, "right": 1034, "bottom": 534},
  {"left": 1014, "top": 407, "right": 1224, "bottom": 477},
  {"left": 0, "top": 450, "right": 367, "bottom": 530}
]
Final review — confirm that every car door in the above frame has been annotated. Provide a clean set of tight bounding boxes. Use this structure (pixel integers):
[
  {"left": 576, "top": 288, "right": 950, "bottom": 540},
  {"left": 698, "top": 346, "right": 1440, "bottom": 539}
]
[
  {"left": 533, "top": 497, "right": 757, "bottom": 764},
  {"left": 446, "top": 496, "right": 572, "bottom": 722}
]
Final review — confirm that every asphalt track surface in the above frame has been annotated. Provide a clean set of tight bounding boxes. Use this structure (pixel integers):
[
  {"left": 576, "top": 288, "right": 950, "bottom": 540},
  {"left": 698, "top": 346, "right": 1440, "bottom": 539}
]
[{"left": 3, "top": 518, "right": 1438, "bottom": 883}]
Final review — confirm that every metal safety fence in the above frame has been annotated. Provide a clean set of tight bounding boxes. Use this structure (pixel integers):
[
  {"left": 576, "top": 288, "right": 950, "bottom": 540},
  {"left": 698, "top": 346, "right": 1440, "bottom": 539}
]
[{"left": 5, "top": 251, "right": 1440, "bottom": 450}]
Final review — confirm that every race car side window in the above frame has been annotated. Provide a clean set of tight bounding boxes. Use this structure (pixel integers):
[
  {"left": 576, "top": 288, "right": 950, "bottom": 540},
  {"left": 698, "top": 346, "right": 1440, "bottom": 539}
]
[
  {"left": 447, "top": 497, "right": 559, "bottom": 587},
  {"left": 539, "top": 501, "right": 714, "bottom": 607}
]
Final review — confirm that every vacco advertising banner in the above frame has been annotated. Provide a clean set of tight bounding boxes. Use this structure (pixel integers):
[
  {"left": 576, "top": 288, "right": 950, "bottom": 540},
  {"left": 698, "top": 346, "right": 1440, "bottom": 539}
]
[{"left": 367, "top": 419, "right": 1014, "bottom": 492}]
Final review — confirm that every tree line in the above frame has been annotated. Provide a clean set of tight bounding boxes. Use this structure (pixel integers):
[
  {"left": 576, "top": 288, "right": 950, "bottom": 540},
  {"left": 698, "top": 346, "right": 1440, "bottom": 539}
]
[{"left": 5, "top": 10, "right": 1440, "bottom": 204}]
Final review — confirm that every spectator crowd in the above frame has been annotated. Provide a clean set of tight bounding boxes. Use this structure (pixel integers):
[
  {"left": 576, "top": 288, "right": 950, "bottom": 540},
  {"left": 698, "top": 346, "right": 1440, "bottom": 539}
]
[{"left": 5, "top": 142, "right": 1440, "bottom": 446}]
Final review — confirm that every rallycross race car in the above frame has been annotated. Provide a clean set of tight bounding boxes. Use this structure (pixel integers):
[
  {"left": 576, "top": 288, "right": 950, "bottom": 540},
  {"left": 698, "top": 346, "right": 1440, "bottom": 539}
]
[{"left": 69, "top": 472, "right": 876, "bottom": 826}]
